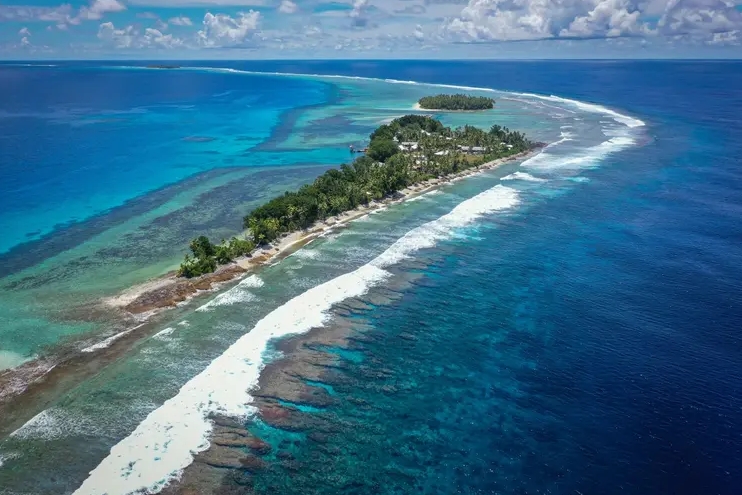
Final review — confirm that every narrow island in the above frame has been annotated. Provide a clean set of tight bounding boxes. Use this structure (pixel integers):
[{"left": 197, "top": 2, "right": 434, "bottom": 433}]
[
  {"left": 177, "top": 114, "right": 532, "bottom": 278},
  {"left": 417, "top": 94, "right": 495, "bottom": 111}
]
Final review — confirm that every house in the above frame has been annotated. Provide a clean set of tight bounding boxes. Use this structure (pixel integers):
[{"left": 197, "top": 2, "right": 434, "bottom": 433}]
[
  {"left": 458, "top": 145, "right": 486, "bottom": 154},
  {"left": 400, "top": 142, "right": 419, "bottom": 151},
  {"left": 434, "top": 150, "right": 450, "bottom": 156}
]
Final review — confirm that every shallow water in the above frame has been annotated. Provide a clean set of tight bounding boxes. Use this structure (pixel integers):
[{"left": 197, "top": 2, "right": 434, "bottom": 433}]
[{"left": 1, "top": 61, "right": 741, "bottom": 495}]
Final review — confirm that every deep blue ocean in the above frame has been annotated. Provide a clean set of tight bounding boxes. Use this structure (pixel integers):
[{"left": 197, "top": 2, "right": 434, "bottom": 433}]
[{"left": 0, "top": 61, "right": 741, "bottom": 495}]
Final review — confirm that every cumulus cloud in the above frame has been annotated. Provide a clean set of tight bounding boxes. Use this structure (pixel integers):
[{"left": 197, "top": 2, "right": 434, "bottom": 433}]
[
  {"left": 98, "top": 21, "right": 183, "bottom": 48},
  {"left": 197, "top": 10, "right": 261, "bottom": 47},
  {"left": 657, "top": 0, "right": 742, "bottom": 42},
  {"left": 448, "top": 0, "right": 650, "bottom": 41},
  {"left": 98, "top": 21, "right": 137, "bottom": 47},
  {"left": 446, "top": 0, "right": 741, "bottom": 43},
  {"left": 127, "top": 0, "right": 270, "bottom": 5},
  {"left": 18, "top": 26, "right": 31, "bottom": 36},
  {"left": 414, "top": 23, "right": 424, "bottom": 40},
  {"left": 77, "top": 0, "right": 126, "bottom": 21},
  {"left": 279, "top": 0, "right": 298, "bottom": 13},
  {"left": 350, "top": 0, "right": 371, "bottom": 27},
  {"left": 0, "top": 0, "right": 125, "bottom": 28},
  {"left": 0, "top": 4, "right": 74, "bottom": 23},
  {"left": 143, "top": 27, "right": 184, "bottom": 47},
  {"left": 169, "top": 15, "right": 193, "bottom": 25}
]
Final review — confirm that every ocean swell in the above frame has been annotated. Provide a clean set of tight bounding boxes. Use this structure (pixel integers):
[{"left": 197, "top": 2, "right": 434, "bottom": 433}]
[{"left": 71, "top": 184, "right": 521, "bottom": 495}]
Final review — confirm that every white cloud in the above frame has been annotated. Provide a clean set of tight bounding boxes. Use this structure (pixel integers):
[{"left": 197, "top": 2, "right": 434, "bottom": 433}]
[
  {"left": 77, "top": 0, "right": 126, "bottom": 21},
  {"left": 657, "top": 0, "right": 742, "bottom": 42},
  {"left": 20, "top": 36, "right": 31, "bottom": 46},
  {"left": 708, "top": 29, "right": 739, "bottom": 44},
  {"left": 560, "top": 0, "right": 650, "bottom": 37},
  {"left": 0, "top": 5, "right": 74, "bottom": 23},
  {"left": 169, "top": 15, "right": 193, "bottom": 25},
  {"left": 98, "top": 21, "right": 184, "bottom": 48},
  {"left": 350, "top": 0, "right": 371, "bottom": 27},
  {"left": 19, "top": 26, "right": 31, "bottom": 36},
  {"left": 447, "top": 0, "right": 651, "bottom": 41},
  {"left": 414, "top": 23, "right": 424, "bottom": 40},
  {"left": 445, "top": 0, "right": 742, "bottom": 43},
  {"left": 127, "top": 0, "right": 268, "bottom": 5},
  {"left": 98, "top": 21, "right": 137, "bottom": 47},
  {"left": 143, "top": 27, "right": 184, "bottom": 47},
  {"left": 197, "top": 10, "right": 261, "bottom": 47},
  {"left": 0, "top": 0, "right": 125, "bottom": 27},
  {"left": 278, "top": 0, "right": 298, "bottom": 13}
]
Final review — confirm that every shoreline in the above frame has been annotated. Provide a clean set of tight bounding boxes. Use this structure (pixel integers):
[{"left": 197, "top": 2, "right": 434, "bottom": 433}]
[
  {"left": 412, "top": 102, "right": 493, "bottom": 112},
  {"left": 114, "top": 149, "right": 540, "bottom": 495},
  {"left": 0, "top": 148, "right": 537, "bottom": 439},
  {"left": 106, "top": 148, "right": 537, "bottom": 318}
]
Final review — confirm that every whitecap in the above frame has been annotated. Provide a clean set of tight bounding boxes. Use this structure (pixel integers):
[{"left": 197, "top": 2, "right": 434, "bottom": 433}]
[
  {"left": 81, "top": 325, "right": 143, "bottom": 353},
  {"left": 289, "top": 249, "right": 320, "bottom": 260},
  {"left": 501, "top": 172, "right": 548, "bottom": 183},
  {"left": 195, "top": 290, "right": 257, "bottom": 312},
  {"left": 371, "top": 185, "right": 519, "bottom": 268},
  {"left": 11, "top": 409, "right": 88, "bottom": 441},
  {"left": 512, "top": 92, "right": 645, "bottom": 128},
  {"left": 72, "top": 184, "right": 521, "bottom": 495},
  {"left": 522, "top": 136, "right": 635, "bottom": 172},
  {"left": 237, "top": 275, "right": 264, "bottom": 289},
  {"left": 152, "top": 327, "right": 175, "bottom": 340}
]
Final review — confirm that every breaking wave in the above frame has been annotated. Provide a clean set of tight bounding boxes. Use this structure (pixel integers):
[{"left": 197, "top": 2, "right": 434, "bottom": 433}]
[
  {"left": 71, "top": 184, "right": 521, "bottom": 495},
  {"left": 502, "top": 172, "right": 548, "bottom": 183}
]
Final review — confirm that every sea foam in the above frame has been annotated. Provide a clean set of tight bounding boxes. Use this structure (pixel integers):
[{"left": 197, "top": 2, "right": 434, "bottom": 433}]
[
  {"left": 81, "top": 326, "right": 142, "bottom": 353},
  {"left": 152, "top": 327, "right": 175, "bottom": 340},
  {"left": 71, "top": 184, "right": 520, "bottom": 495},
  {"left": 501, "top": 172, "right": 548, "bottom": 183},
  {"left": 513, "top": 92, "right": 645, "bottom": 128},
  {"left": 522, "top": 136, "right": 636, "bottom": 172}
]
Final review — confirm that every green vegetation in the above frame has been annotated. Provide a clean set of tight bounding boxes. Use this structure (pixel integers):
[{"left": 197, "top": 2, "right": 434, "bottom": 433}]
[
  {"left": 178, "top": 114, "right": 533, "bottom": 278},
  {"left": 177, "top": 236, "right": 255, "bottom": 278},
  {"left": 418, "top": 94, "right": 495, "bottom": 111}
]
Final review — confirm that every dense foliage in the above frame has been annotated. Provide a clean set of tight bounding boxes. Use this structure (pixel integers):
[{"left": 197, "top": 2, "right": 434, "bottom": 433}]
[
  {"left": 177, "top": 236, "right": 255, "bottom": 278},
  {"left": 178, "top": 115, "right": 533, "bottom": 278},
  {"left": 418, "top": 94, "right": 495, "bottom": 110}
]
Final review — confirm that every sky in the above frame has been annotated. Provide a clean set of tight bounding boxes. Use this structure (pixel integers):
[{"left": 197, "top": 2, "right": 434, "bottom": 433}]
[{"left": 1, "top": 0, "right": 741, "bottom": 59}]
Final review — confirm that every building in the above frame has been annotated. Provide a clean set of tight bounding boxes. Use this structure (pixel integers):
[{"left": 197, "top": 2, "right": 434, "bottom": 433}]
[
  {"left": 400, "top": 142, "right": 419, "bottom": 151},
  {"left": 458, "top": 145, "right": 486, "bottom": 154}
]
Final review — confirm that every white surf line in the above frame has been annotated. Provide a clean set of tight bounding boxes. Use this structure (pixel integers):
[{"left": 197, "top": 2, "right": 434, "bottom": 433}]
[
  {"left": 510, "top": 92, "right": 645, "bottom": 128},
  {"left": 195, "top": 275, "right": 265, "bottom": 313},
  {"left": 71, "top": 184, "right": 521, "bottom": 495},
  {"left": 113, "top": 63, "right": 646, "bottom": 136},
  {"left": 139, "top": 64, "right": 644, "bottom": 132},
  {"left": 81, "top": 323, "right": 146, "bottom": 353},
  {"left": 501, "top": 172, "right": 548, "bottom": 183},
  {"left": 152, "top": 327, "right": 175, "bottom": 339}
]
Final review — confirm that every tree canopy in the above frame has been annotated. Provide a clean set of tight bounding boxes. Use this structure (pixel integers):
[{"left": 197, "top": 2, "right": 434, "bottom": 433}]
[
  {"left": 178, "top": 114, "right": 533, "bottom": 278},
  {"left": 418, "top": 94, "right": 495, "bottom": 110}
]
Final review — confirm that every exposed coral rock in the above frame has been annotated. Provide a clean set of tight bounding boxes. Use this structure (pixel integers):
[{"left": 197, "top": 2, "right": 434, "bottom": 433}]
[{"left": 196, "top": 445, "right": 247, "bottom": 469}]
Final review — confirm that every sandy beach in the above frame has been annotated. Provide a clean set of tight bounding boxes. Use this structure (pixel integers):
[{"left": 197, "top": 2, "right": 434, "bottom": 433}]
[
  {"left": 106, "top": 148, "right": 537, "bottom": 318},
  {"left": 0, "top": 148, "right": 537, "bottom": 437}
]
